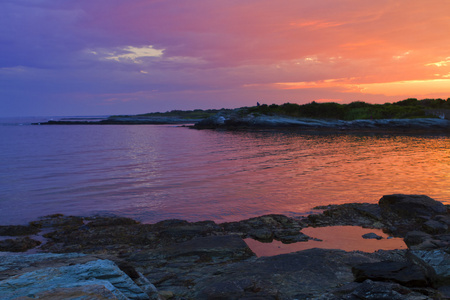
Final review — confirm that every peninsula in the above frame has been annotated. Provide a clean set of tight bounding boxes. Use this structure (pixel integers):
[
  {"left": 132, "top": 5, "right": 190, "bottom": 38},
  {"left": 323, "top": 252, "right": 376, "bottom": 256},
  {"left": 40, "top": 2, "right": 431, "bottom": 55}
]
[{"left": 33, "top": 98, "right": 450, "bottom": 132}]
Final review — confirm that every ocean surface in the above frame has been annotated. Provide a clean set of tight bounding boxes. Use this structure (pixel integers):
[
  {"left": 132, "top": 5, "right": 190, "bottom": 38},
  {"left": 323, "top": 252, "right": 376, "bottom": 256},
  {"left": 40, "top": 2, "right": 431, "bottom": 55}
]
[{"left": 1, "top": 117, "right": 449, "bottom": 225}]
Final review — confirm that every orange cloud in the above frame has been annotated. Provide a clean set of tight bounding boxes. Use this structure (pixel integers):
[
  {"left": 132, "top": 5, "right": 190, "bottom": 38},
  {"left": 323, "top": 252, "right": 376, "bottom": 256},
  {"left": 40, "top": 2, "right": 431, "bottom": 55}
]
[
  {"left": 358, "top": 79, "right": 450, "bottom": 97},
  {"left": 289, "top": 20, "right": 346, "bottom": 29}
]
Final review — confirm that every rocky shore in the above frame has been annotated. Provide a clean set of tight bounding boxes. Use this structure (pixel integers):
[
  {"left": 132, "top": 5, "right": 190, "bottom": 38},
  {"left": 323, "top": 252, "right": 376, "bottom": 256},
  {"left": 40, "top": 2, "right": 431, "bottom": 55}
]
[
  {"left": 33, "top": 116, "right": 202, "bottom": 125},
  {"left": 1, "top": 194, "right": 449, "bottom": 299},
  {"left": 193, "top": 111, "right": 450, "bottom": 133}
]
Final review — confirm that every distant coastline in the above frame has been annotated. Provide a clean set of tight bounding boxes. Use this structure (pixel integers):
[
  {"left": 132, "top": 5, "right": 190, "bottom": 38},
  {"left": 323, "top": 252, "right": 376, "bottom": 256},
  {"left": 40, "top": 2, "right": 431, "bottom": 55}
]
[{"left": 32, "top": 98, "right": 450, "bottom": 132}]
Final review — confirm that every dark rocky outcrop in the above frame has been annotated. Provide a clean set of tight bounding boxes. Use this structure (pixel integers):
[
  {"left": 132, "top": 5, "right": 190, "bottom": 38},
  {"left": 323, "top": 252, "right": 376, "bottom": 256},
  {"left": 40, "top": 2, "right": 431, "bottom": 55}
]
[
  {"left": 0, "top": 224, "right": 41, "bottom": 236},
  {"left": 352, "top": 260, "right": 431, "bottom": 287},
  {"left": 1, "top": 194, "right": 450, "bottom": 299},
  {"left": 379, "top": 194, "right": 447, "bottom": 219},
  {"left": 193, "top": 110, "right": 450, "bottom": 132},
  {"left": 0, "top": 236, "right": 41, "bottom": 252}
]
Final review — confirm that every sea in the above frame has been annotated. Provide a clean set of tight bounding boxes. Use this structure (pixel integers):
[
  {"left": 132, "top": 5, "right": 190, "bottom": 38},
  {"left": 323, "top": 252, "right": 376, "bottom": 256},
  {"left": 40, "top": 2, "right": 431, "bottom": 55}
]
[{"left": 0, "top": 117, "right": 449, "bottom": 226}]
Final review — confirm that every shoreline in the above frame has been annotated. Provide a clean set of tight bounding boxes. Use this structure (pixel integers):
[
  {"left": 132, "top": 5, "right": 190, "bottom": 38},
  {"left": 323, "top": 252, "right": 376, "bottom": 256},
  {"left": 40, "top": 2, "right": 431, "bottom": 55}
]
[
  {"left": 31, "top": 114, "right": 450, "bottom": 135},
  {"left": 1, "top": 194, "right": 449, "bottom": 299}
]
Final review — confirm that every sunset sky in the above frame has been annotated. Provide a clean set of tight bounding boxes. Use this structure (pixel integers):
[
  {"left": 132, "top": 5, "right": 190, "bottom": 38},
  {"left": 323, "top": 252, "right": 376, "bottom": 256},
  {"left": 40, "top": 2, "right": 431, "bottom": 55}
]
[{"left": 2, "top": 0, "right": 450, "bottom": 117}]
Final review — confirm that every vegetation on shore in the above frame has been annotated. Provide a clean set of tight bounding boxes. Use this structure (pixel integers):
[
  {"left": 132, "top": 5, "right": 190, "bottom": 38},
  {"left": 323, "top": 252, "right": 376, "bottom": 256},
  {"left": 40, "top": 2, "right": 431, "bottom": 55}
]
[
  {"left": 109, "top": 108, "right": 229, "bottom": 120},
  {"left": 111, "top": 98, "right": 450, "bottom": 121},
  {"left": 243, "top": 98, "right": 450, "bottom": 120}
]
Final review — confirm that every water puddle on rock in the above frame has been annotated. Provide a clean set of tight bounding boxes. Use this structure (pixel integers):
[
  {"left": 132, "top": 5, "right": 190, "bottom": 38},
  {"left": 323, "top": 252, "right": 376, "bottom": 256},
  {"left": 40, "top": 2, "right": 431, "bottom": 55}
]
[{"left": 245, "top": 226, "right": 406, "bottom": 257}]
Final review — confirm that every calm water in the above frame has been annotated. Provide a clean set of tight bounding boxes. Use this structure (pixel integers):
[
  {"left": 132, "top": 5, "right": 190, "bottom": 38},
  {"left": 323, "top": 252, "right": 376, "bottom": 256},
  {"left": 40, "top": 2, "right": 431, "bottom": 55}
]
[{"left": 0, "top": 120, "right": 449, "bottom": 225}]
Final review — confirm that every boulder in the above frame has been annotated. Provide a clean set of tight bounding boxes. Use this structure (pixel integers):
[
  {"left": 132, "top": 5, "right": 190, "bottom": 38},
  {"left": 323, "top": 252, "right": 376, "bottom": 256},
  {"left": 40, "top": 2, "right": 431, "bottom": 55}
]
[
  {"left": 0, "top": 254, "right": 157, "bottom": 300},
  {"left": 362, "top": 233, "right": 383, "bottom": 240},
  {"left": 404, "top": 231, "right": 432, "bottom": 247},
  {"left": 422, "top": 220, "right": 448, "bottom": 234},
  {"left": 410, "top": 250, "right": 450, "bottom": 286},
  {"left": 379, "top": 194, "right": 447, "bottom": 219},
  {"left": 352, "top": 260, "right": 431, "bottom": 287}
]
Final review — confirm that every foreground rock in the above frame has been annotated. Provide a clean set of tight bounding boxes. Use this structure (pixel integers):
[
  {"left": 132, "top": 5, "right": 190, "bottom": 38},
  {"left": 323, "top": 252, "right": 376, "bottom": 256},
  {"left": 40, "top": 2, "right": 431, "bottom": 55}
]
[
  {"left": 0, "top": 253, "right": 159, "bottom": 300},
  {"left": 0, "top": 194, "right": 449, "bottom": 299}
]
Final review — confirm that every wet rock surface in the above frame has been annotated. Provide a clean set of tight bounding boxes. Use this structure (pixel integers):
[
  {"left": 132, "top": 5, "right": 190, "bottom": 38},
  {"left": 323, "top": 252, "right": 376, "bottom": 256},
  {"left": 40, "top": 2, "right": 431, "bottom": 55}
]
[{"left": 0, "top": 194, "right": 449, "bottom": 299}]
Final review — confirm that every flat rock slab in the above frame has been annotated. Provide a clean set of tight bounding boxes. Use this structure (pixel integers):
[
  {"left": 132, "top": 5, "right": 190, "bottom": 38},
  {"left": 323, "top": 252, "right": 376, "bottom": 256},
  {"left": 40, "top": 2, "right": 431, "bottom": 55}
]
[
  {"left": 352, "top": 260, "right": 431, "bottom": 287},
  {"left": 161, "top": 235, "right": 254, "bottom": 259},
  {"left": 0, "top": 254, "right": 152, "bottom": 300},
  {"left": 0, "top": 252, "right": 91, "bottom": 280},
  {"left": 410, "top": 250, "right": 450, "bottom": 286},
  {"left": 194, "top": 248, "right": 382, "bottom": 299}
]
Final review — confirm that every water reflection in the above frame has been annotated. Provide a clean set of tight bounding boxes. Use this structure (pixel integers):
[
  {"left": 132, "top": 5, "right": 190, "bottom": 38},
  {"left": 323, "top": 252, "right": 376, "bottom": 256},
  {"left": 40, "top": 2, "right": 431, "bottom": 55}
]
[
  {"left": 245, "top": 226, "right": 407, "bottom": 257},
  {"left": 0, "top": 125, "right": 449, "bottom": 225}
]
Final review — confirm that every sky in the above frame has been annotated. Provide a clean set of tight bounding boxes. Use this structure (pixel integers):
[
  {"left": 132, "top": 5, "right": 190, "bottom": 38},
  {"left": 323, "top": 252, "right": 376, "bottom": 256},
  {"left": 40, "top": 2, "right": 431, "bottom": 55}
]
[{"left": 2, "top": 0, "right": 450, "bottom": 117}]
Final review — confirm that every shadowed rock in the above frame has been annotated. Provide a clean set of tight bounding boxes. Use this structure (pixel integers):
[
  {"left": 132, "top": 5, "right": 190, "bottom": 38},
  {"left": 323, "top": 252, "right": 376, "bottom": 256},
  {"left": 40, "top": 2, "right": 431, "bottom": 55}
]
[
  {"left": 352, "top": 260, "right": 431, "bottom": 287},
  {"left": 0, "top": 225, "right": 41, "bottom": 236},
  {"left": 379, "top": 194, "right": 447, "bottom": 219},
  {"left": 0, "top": 237, "right": 41, "bottom": 252}
]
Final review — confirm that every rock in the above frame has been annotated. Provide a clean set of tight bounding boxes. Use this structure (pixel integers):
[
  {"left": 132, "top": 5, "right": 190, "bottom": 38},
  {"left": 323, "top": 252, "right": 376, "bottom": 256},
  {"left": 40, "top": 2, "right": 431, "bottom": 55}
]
[
  {"left": 159, "top": 235, "right": 255, "bottom": 261},
  {"left": 438, "top": 285, "right": 450, "bottom": 299},
  {"left": 410, "top": 250, "right": 450, "bottom": 286},
  {"left": 434, "top": 215, "right": 450, "bottom": 226},
  {"left": 87, "top": 216, "right": 140, "bottom": 227},
  {"left": 379, "top": 194, "right": 447, "bottom": 219},
  {"left": 352, "top": 260, "right": 431, "bottom": 287},
  {"left": 194, "top": 248, "right": 382, "bottom": 299},
  {"left": 0, "top": 225, "right": 40, "bottom": 236},
  {"left": 198, "top": 278, "right": 278, "bottom": 299},
  {"left": 158, "top": 290, "right": 174, "bottom": 299},
  {"left": 318, "top": 279, "right": 433, "bottom": 300},
  {"left": 221, "top": 214, "right": 306, "bottom": 243},
  {"left": 422, "top": 220, "right": 448, "bottom": 234},
  {"left": 0, "top": 253, "right": 90, "bottom": 280},
  {"left": 0, "top": 256, "right": 153, "bottom": 300},
  {"left": 307, "top": 203, "right": 383, "bottom": 227},
  {"left": 0, "top": 237, "right": 41, "bottom": 252},
  {"left": 248, "top": 228, "right": 273, "bottom": 241},
  {"left": 404, "top": 231, "right": 432, "bottom": 247},
  {"left": 13, "top": 284, "right": 124, "bottom": 299},
  {"left": 30, "top": 214, "right": 84, "bottom": 228},
  {"left": 347, "top": 279, "right": 430, "bottom": 300},
  {"left": 362, "top": 233, "right": 383, "bottom": 240},
  {"left": 276, "top": 232, "right": 310, "bottom": 243}
]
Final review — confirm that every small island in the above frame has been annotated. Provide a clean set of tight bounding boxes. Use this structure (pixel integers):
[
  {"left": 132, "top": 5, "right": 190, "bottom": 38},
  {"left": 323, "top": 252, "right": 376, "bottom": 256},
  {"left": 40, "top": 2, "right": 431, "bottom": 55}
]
[{"left": 1, "top": 194, "right": 449, "bottom": 299}]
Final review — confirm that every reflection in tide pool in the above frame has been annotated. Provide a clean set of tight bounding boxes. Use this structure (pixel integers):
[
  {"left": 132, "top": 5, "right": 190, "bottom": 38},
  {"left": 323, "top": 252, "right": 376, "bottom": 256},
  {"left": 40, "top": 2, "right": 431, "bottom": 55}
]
[
  {"left": 245, "top": 226, "right": 407, "bottom": 256},
  {"left": 0, "top": 123, "right": 449, "bottom": 225}
]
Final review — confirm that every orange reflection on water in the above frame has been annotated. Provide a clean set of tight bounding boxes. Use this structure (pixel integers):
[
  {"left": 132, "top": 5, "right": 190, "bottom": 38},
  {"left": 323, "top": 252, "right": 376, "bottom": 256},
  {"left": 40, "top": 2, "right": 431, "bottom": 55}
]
[{"left": 245, "top": 226, "right": 406, "bottom": 257}]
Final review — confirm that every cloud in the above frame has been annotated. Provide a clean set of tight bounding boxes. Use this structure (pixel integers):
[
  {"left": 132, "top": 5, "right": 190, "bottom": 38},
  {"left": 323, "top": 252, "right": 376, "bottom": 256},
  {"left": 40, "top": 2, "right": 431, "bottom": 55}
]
[
  {"left": 358, "top": 79, "right": 450, "bottom": 97},
  {"left": 2, "top": 0, "right": 450, "bottom": 116},
  {"left": 101, "top": 46, "right": 164, "bottom": 63}
]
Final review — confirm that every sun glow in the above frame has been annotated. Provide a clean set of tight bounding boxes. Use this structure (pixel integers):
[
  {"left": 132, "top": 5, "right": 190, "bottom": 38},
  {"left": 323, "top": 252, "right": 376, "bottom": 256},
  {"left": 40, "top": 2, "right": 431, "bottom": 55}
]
[{"left": 358, "top": 79, "right": 450, "bottom": 96}]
